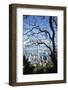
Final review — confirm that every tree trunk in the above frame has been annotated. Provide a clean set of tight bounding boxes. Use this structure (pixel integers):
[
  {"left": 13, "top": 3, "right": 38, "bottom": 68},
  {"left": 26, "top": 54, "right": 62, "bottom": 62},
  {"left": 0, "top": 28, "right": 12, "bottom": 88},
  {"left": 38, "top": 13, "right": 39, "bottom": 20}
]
[{"left": 49, "top": 16, "right": 57, "bottom": 72}]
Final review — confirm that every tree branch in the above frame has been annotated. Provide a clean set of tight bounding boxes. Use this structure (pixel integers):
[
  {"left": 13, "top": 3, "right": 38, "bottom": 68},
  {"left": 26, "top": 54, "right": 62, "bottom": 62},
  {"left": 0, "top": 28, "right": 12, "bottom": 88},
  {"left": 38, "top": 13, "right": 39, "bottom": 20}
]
[
  {"left": 37, "top": 42, "right": 52, "bottom": 53},
  {"left": 24, "top": 26, "right": 39, "bottom": 35},
  {"left": 52, "top": 17, "right": 57, "bottom": 27},
  {"left": 38, "top": 29, "right": 52, "bottom": 40}
]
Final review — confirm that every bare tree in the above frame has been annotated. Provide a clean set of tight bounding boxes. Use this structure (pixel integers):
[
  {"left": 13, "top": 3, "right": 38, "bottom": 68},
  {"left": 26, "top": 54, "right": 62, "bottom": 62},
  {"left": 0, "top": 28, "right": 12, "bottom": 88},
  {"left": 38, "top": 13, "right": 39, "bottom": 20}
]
[{"left": 23, "top": 16, "right": 57, "bottom": 72}]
